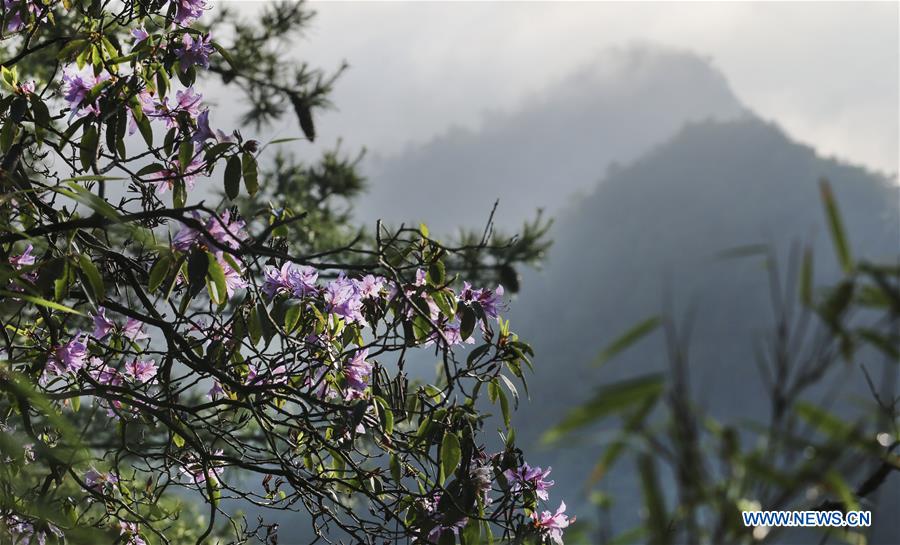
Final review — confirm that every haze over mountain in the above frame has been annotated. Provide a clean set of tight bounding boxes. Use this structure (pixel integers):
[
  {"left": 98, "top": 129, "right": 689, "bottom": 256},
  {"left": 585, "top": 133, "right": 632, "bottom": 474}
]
[
  {"left": 357, "top": 46, "right": 747, "bottom": 232},
  {"left": 505, "top": 116, "right": 899, "bottom": 541}
]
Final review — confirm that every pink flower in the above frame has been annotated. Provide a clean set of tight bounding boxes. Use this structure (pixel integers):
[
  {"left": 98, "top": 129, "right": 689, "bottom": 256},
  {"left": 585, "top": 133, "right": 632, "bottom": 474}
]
[
  {"left": 91, "top": 307, "right": 116, "bottom": 339},
  {"left": 246, "top": 363, "right": 288, "bottom": 386},
  {"left": 206, "top": 210, "right": 247, "bottom": 250},
  {"left": 172, "top": 0, "right": 208, "bottom": 26},
  {"left": 131, "top": 25, "right": 149, "bottom": 44},
  {"left": 47, "top": 335, "right": 88, "bottom": 375},
  {"left": 150, "top": 154, "right": 205, "bottom": 194},
  {"left": 207, "top": 380, "right": 225, "bottom": 400},
  {"left": 354, "top": 275, "right": 385, "bottom": 299},
  {"left": 118, "top": 521, "right": 147, "bottom": 545},
  {"left": 9, "top": 244, "right": 34, "bottom": 268},
  {"left": 504, "top": 463, "right": 554, "bottom": 501},
  {"left": 460, "top": 282, "right": 506, "bottom": 319},
  {"left": 176, "top": 33, "right": 214, "bottom": 72},
  {"left": 122, "top": 317, "right": 149, "bottom": 341},
  {"left": 84, "top": 467, "right": 118, "bottom": 492},
  {"left": 325, "top": 275, "right": 366, "bottom": 325},
  {"left": 87, "top": 357, "right": 122, "bottom": 386},
  {"left": 262, "top": 262, "right": 319, "bottom": 298},
  {"left": 61, "top": 65, "right": 110, "bottom": 118},
  {"left": 530, "top": 501, "right": 572, "bottom": 545},
  {"left": 217, "top": 253, "right": 247, "bottom": 297},
  {"left": 343, "top": 349, "right": 372, "bottom": 400},
  {"left": 179, "top": 449, "right": 224, "bottom": 484},
  {"left": 124, "top": 359, "right": 157, "bottom": 382}
]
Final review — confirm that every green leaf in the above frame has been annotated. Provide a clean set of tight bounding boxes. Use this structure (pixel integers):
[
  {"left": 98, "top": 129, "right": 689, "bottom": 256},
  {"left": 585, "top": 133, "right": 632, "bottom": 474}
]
[
  {"left": 497, "top": 385, "right": 510, "bottom": 429},
  {"left": 178, "top": 140, "right": 193, "bottom": 171},
  {"left": 459, "top": 305, "right": 477, "bottom": 342},
  {"left": 241, "top": 153, "right": 258, "bottom": 196},
  {"left": 795, "top": 402, "right": 852, "bottom": 440},
  {"left": 148, "top": 254, "right": 172, "bottom": 293},
  {"left": 440, "top": 432, "right": 461, "bottom": 483},
  {"left": 248, "top": 306, "right": 262, "bottom": 345},
  {"left": 79, "top": 125, "right": 98, "bottom": 170},
  {"left": 0, "top": 290, "right": 85, "bottom": 315},
  {"left": 375, "top": 397, "right": 395, "bottom": 435},
  {"left": 0, "top": 121, "right": 15, "bottom": 153},
  {"left": 57, "top": 183, "right": 121, "bottom": 222},
  {"left": 543, "top": 374, "right": 664, "bottom": 444},
  {"left": 427, "top": 260, "right": 446, "bottom": 286},
  {"left": 819, "top": 179, "right": 853, "bottom": 275},
  {"left": 77, "top": 254, "right": 104, "bottom": 301},
  {"left": 800, "top": 247, "right": 814, "bottom": 306},
  {"left": 173, "top": 178, "right": 186, "bottom": 208},
  {"left": 638, "top": 454, "right": 669, "bottom": 545},
  {"left": 224, "top": 154, "right": 242, "bottom": 199},
  {"left": 172, "top": 433, "right": 185, "bottom": 448},
  {"left": 283, "top": 301, "right": 301, "bottom": 333},
  {"left": 390, "top": 453, "right": 402, "bottom": 484},
  {"left": 593, "top": 316, "right": 660, "bottom": 367},
  {"left": 206, "top": 252, "right": 228, "bottom": 305}
]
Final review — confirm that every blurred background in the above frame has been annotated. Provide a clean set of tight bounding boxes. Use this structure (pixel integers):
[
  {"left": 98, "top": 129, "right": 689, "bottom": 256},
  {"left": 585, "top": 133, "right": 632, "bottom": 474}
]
[{"left": 210, "top": 2, "right": 899, "bottom": 543}]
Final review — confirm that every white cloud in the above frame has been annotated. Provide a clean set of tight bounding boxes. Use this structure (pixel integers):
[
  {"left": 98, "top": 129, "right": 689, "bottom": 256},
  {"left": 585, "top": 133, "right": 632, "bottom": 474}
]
[{"left": 221, "top": 1, "right": 898, "bottom": 175}]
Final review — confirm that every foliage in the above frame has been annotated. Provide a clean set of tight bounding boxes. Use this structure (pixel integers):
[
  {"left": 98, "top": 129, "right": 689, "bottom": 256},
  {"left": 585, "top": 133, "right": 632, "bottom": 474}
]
[
  {"left": 0, "top": 1, "right": 563, "bottom": 544},
  {"left": 547, "top": 180, "right": 899, "bottom": 544}
]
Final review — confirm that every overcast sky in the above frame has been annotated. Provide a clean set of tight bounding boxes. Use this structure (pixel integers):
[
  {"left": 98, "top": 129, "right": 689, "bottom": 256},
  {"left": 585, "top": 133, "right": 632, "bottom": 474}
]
[{"left": 222, "top": 1, "right": 898, "bottom": 177}]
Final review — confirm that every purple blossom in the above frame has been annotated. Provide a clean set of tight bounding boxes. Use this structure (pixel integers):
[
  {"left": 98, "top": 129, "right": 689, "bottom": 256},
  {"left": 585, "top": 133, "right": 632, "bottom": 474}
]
[
  {"left": 47, "top": 335, "right": 88, "bottom": 375},
  {"left": 206, "top": 210, "right": 247, "bottom": 250},
  {"left": 3, "top": 0, "right": 44, "bottom": 33},
  {"left": 176, "top": 33, "right": 214, "bottom": 72},
  {"left": 17, "top": 80, "right": 34, "bottom": 95},
  {"left": 155, "top": 87, "right": 203, "bottom": 129},
  {"left": 172, "top": 0, "right": 207, "bottom": 26},
  {"left": 217, "top": 253, "right": 247, "bottom": 297},
  {"left": 61, "top": 65, "right": 110, "bottom": 118},
  {"left": 122, "top": 317, "right": 150, "bottom": 341},
  {"left": 529, "top": 501, "right": 572, "bottom": 545},
  {"left": 193, "top": 109, "right": 234, "bottom": 143},
  {"left": 87, "top": 357, "right": 122, "bottom": 386},
  {"left": 6, "top": 514, "right": 62, "bottom": 545},
  {"left": 430, "top": 321, "right": 475, "bottom": 348},
  {"left": 118, "top": 521, "right": 148, "bottom": 545},
  {"left": 262, "top": 262, "right": 318, "bottom": 298},
  {"left": 504, "top": 463, "right": 554, "bottom": 501},
  {"left": 207, "top": 380, "right": 225, "bottom": 400},
  {"left": 343, "top": 349, "right": 372, "bottom": 399},
  {"left": 126, "top": 90, "right": 157, "bottom": 135},
  {"left": 354, "top": 275, "right": 385, "bottom": 299},
  {"left": 172, "top": 210, "right": 248, "bottom": 253},
  {"left": 8, "top": 244, "right": 34, "bottom": 268},
  {"left": 325, "top": 275, "right": 366, "bottom": 325},
  {"left": 426, "top": 518, "right": 467, "bottom": 544},
  {"left": 84, "top": 467, "right": 119, "bottom": 493},
  {"left": 91, "top": 307, "right": 116, "bottom": 339},
  {"left": 151, "top": 154, "right": 204, "bottom": 194},
  {"left": 247, "top": 363, "right": 288, "bottom": 387},
  {"left": 171, "top": 211, "right": 202, "bottom": 251},
  {"left": 124, "top": 359, "right": 157, "bottom": 382},
  {"left": 131, "top": 25, "right": 149, "bottom": 44},
  {"left": 179, "top": 449, "right": 224, "bottom": 485},
  {"left": 460, "top": 282, "right": 506, "bottom": 319}
]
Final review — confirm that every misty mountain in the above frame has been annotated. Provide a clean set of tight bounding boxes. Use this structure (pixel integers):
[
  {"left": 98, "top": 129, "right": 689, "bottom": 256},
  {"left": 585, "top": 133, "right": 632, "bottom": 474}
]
[
  {"left": 357, "top": 45, "right": 746, "bottom": 232},
  {"left": 507, "top": 117, "right": 899, "bottom": 542}
]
